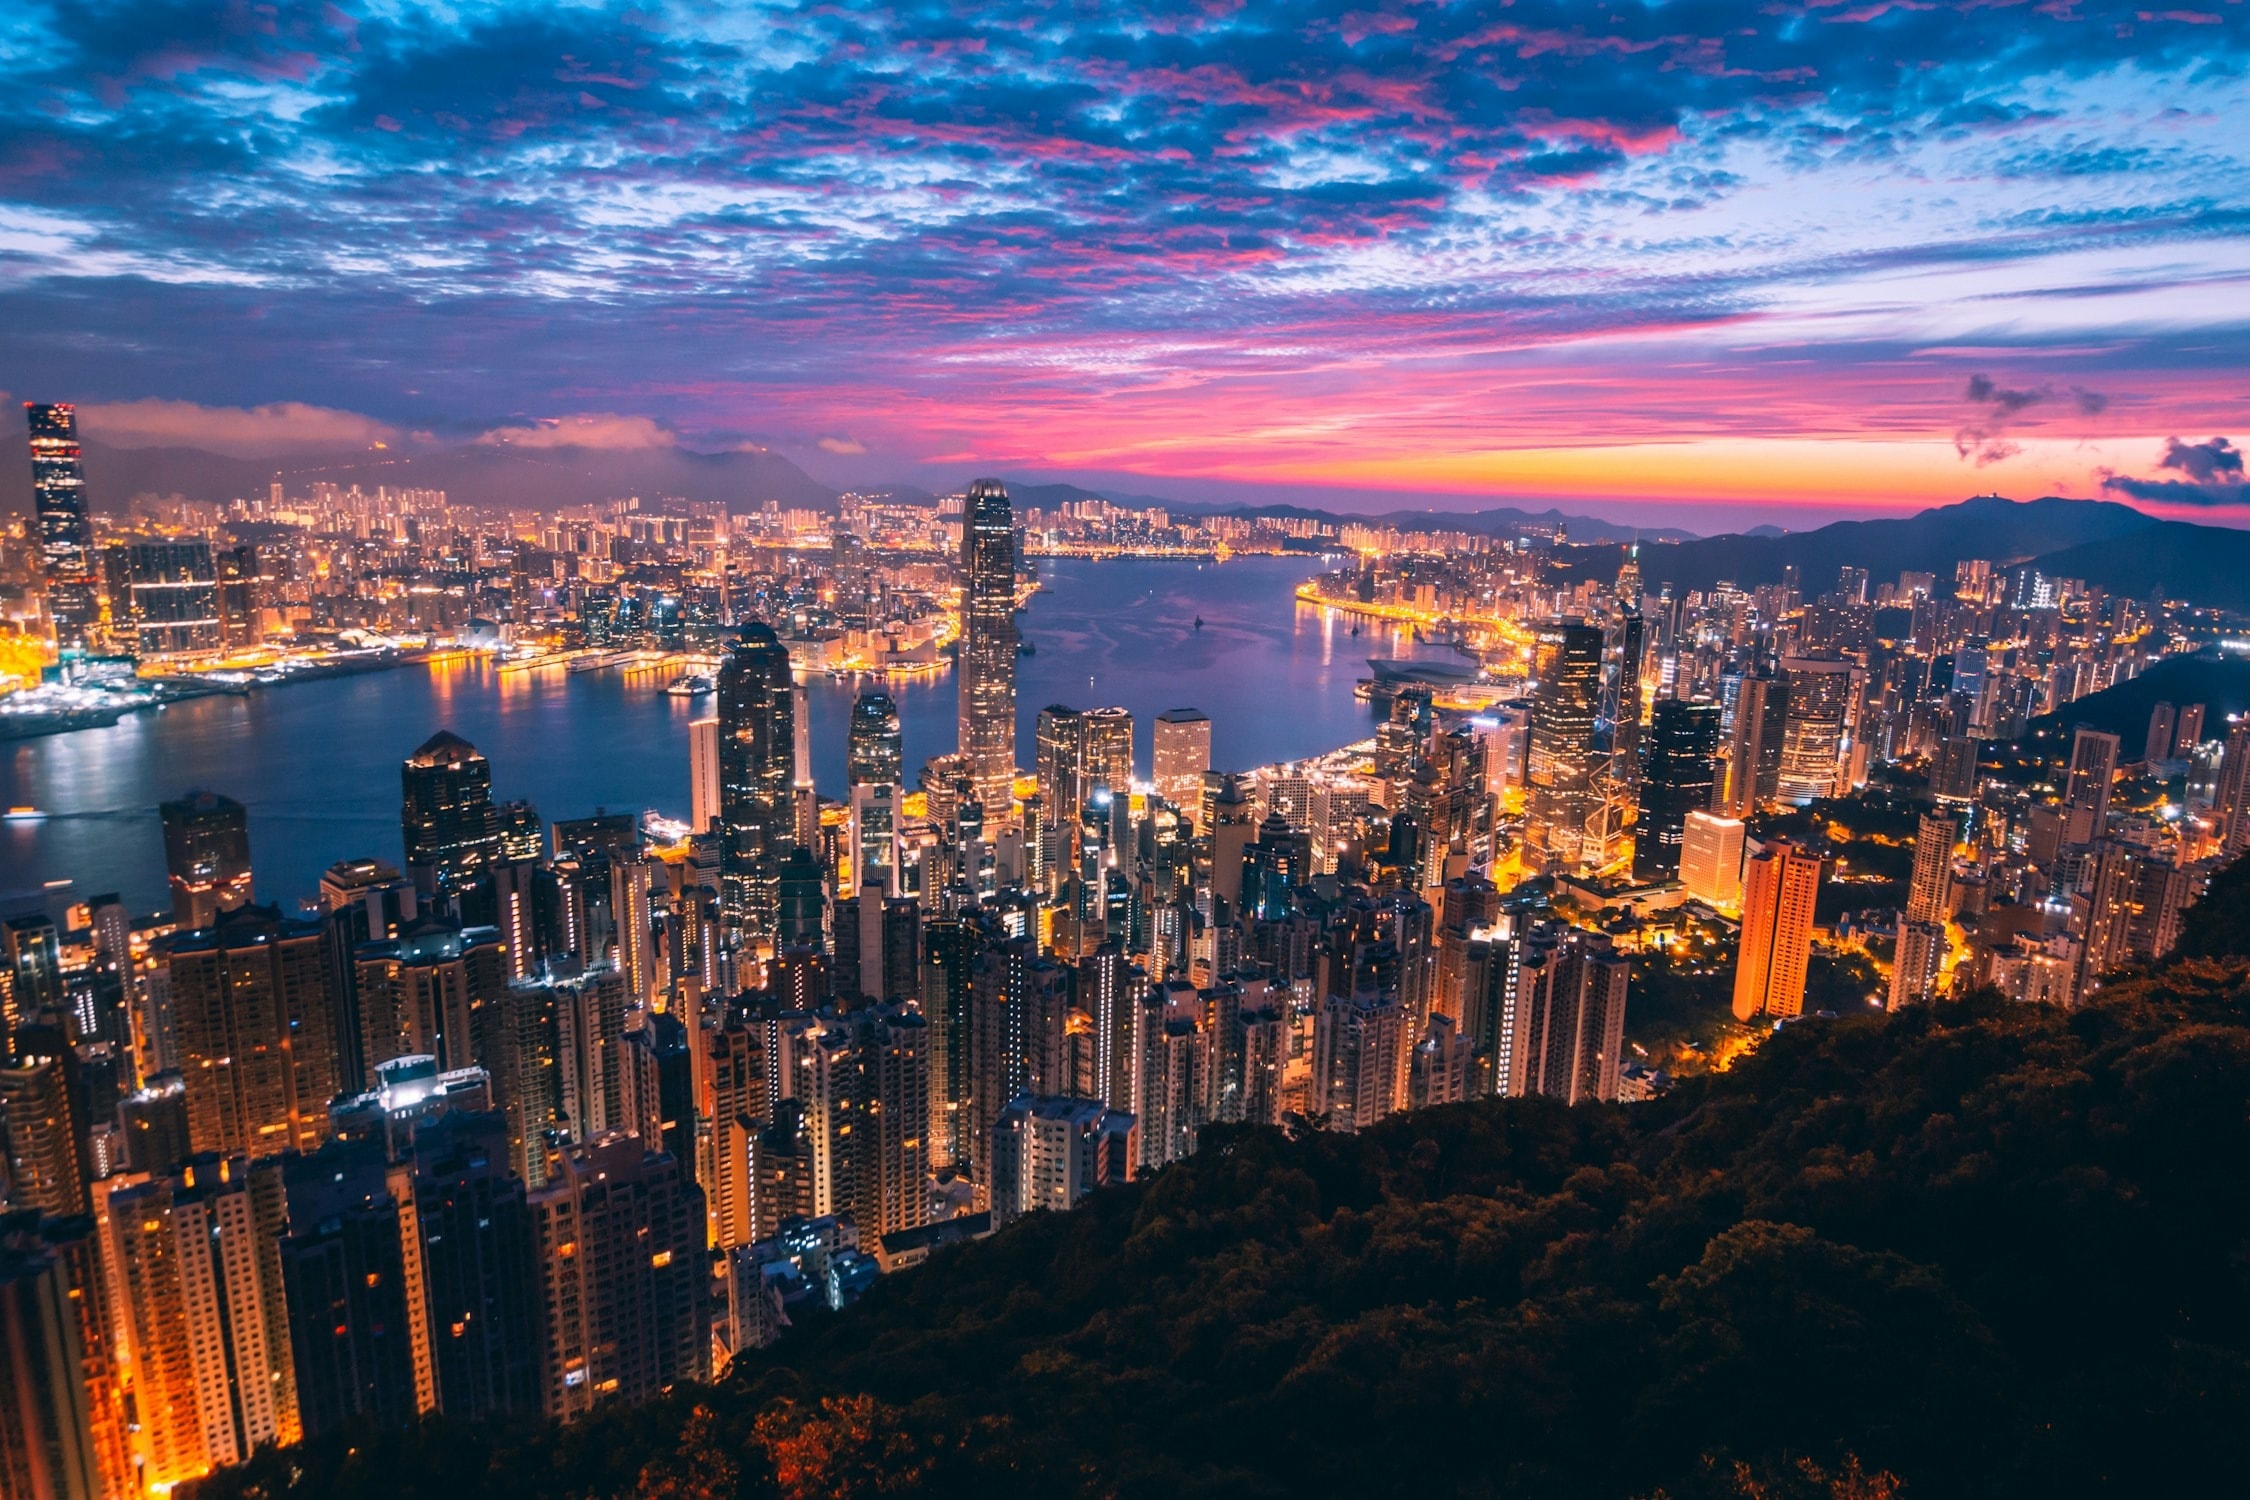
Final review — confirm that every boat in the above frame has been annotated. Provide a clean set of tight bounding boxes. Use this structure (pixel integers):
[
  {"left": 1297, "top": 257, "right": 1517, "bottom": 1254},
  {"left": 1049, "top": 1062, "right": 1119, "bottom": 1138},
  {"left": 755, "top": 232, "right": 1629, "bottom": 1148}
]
[
  {"left": 1017, "top": 639, "right": 1036, "bottom": 655},
  {"left": 5, "top": 806, "right": 42, "bottom": 820},
  {"left": 1365, "top": 656, "right": 1483, "bottom": 688},
  {"left": 665, "top": 673, "right": 714, "bottom": 698}
]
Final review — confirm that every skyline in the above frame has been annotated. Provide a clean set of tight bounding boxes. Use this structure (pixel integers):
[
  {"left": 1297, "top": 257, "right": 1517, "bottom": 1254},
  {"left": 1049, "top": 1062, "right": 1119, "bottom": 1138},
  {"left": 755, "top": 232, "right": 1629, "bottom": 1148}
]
[{"left": 0, "top": 2, "right": 2244, "bottom": 527}]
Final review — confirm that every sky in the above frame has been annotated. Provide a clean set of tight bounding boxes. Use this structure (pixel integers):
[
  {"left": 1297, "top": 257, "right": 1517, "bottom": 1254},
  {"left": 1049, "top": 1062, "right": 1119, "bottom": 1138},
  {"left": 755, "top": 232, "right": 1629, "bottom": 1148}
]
[{"left": 0, "top": 0, "right": 2247, "bottom": 528}]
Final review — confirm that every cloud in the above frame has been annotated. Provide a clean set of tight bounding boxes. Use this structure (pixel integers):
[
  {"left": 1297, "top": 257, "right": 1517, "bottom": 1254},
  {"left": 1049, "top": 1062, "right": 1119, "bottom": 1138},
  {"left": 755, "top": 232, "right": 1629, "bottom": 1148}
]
[
  {"left": 475, "top": 414, "right": 677, "bottom": 450},
  {"left": 1954, "top": 375, "right": 2112, "bottom": 466},
  {"left": 817, "top": 436, "right": 868, "bottom": 456},
  {"left": 76, "top": 398, "right": 397, "bottom": 456},
  {"left": 2100, "top": 436, "right": 2246, "bottom": 505}
]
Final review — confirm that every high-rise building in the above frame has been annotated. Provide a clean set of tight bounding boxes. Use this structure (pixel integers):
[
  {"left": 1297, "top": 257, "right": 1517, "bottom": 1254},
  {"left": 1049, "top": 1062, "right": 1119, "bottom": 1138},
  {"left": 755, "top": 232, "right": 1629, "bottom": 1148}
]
[
  {"left": 958, "top": 478, "right": 1019, "bottom": 816},
  {"left": 1310, "top": 988, "right": 1402, "bottom": 1133},
  {"left": 1731, "top": 840, "right": 1824, "bottom": 1021},
  {"left": 2062, "top": 727, "right": 2120, "bottom": 846},
  {"left": 25, "top": 403, "right": 98, "bottom": 650},
  {"left": 1722, "top": 672, "right": 1789, "bottom": 815},
  {"left": 0, "top": 1050, "right": 87, "bottom": 1215},
  {"left": 1524, "top": 621, "right": 1604, "bottom": 873},
  {"left": 1679, "top": 810, "right": 1746, "bottom": 908},
  {"left": 116, "top": 540, "right": 223, "bottom": 657},
  {"left": 846, "top": 691, "right": 903, "bottom": 787},
  {"left": 1, "top": 1214, "right": 129, "bottom": 1500},
  {"left": 275, "top": 1140, "right": 418, "bottom": 1438},
  {"left": 166, "top": 904, "right": 340, "bottom": 1158},
  {"left": 1633, "top": 700, "right": 1720, "bottom": 882},
  {"left": 2175, "top": 702, "right": 2206, "bottom": 753},
  {"left": 1506, "top": 924, "right": 1629, "bottom": 1105},
  {"left": 715, "top": 623, "right": 796, "bottom": 941},
  {"left": 159, "top": 790, "right": 254, "bottom": 930},
  {"left": 410, "top": 1111, "right": 544, "bottom": 1421},
  {"left": 1152, "top": 708, "right": 1211, "bottom": 814},
  {"left": 1905, "top": 811, "right": 1956, "bottom": 925},
  {"left": 2144, "top": 701, "right": 2178, "bottom": 765},
  {"left": 2214, "top": 722, "right": 2250, "bottom": 857},
  {"left": 4, "top": 915, "right": 64, "bottom": 1026},
  {"left": 1775, "top": 656, "right": 1860, "bottom": 802},
  {"left": 353, "top": 918, "right": 509, "bottom": 1077},
  {"left": 528, "top": 1133, "right": 707, "bottom": 1420},
  {"left": 988, "top": 1094, "right": 1136, "bottom": 1225},
  {"left": 688, "top": 717, "right": 721, "bottom": 834},
  {"left": 400, "top": 731, "right": 502, "bottom": 898},
  {"left": 1890, "top": 921, "right": 1946, "bottom": 1008}
]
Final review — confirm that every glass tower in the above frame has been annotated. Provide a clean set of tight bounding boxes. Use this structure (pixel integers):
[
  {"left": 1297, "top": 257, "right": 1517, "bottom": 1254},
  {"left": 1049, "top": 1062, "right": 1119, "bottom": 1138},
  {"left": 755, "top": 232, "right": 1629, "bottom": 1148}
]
[
  {"left": 957, "top": 478, "right": 1018, "bottom": 817},
  {"left": 25, "top": 402, "right": 98, "bottom": 649}
]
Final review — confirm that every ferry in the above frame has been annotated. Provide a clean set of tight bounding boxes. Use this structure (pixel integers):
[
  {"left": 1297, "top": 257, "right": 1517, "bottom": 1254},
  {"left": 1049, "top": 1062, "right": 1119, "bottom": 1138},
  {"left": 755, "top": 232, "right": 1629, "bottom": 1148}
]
[
  {"left": 4, "top": 806, "right": 42, "bottom": 821},
  {"left": 665, "top": 673, "right": 714, "bottom": 699}
]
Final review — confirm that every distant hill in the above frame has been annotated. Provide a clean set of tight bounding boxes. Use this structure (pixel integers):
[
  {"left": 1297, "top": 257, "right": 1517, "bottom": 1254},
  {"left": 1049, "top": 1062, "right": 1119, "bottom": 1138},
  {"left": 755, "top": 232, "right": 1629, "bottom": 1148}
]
[
  {"left": 1154, "top": 500, "right": 1700, "bottom": 543},
  {"left": 1558, "top": 496, "right": 2246, "bottom": 606},
  {"left": 0, "top": 438, "right": 841, "bottom": 514},
  {"left": 2018, "top": 652, "right": 2250, "bottom": 748}
]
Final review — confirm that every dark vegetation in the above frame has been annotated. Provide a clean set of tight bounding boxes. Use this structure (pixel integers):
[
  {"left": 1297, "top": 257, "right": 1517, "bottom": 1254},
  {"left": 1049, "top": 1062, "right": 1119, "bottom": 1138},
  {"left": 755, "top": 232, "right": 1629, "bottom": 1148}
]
[
  {"left": 190, "top": 869, "right": 2250, "bottom": 1500},
  {"left": 2016, "top": 651, "right": 2250, "bottom": 746}
]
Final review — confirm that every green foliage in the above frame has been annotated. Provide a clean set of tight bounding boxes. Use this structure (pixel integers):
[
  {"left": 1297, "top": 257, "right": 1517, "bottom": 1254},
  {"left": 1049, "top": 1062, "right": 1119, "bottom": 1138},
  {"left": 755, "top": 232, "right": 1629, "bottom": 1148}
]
[{"left": 187, "top": 970, "right": 2250, "bottom": 1500}]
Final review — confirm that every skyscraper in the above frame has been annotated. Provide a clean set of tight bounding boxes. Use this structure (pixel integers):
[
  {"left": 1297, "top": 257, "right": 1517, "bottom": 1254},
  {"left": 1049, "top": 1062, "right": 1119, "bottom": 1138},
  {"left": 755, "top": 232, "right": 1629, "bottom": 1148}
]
[
  {"left": 400, "top": 731, "right": 501, "bottom": 898},
  {"left": 688, "top": 718, "right": 720, "bottom": 834},
  {"left": 847, "top": 691, "right": 904, "bottom": 787},
  {"left": 2062, "top": 727, "right": 2120, "bottom": 845},
  {"left": 715, "top": 623, "right": 797, "bottom": 941},
  {"left": 25, "top": 403, "right": 98, "bottom": 650},
  {"left": 1524, "top": 621, "right": 1604, "bottom": 873},
  {"left": 1731, "top": 839, "right": 1824, "bottom": 1021},
  {"left": 166, "top": 904, "right": 341, "bottom": 1158},
  {"left": 1905, "top": 811, "right": 1956, "bottom": 925},
  {"left": 1153, "top": 708, "right": 1211, "bottom": 814},
  {"left": 159, "top": 790, "right": 254, "bottom": 930},
  {"left": 958, "top": 478, "right": 1019, "bottom": 816},
  {"left": 1508, "top": 924, "right": 1630, "bottom": 1105},
  {"left": 988, "top": 1094, "right": 1136, "bottom": 1225},
  {"left": 1723, "top": 672, "right": 1790, "bottom": 815},
  {"left": 1634, "top": 700, "right": 1720, "bottom": 882}
]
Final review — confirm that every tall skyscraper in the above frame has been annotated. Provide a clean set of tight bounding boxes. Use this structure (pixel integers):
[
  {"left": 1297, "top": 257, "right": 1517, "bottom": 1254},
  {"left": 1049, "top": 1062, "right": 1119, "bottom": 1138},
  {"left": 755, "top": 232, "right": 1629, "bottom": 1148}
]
[
  {"left": 166, "top": 904, "right": 341, "bottom": 1158},
  {"left": 1524, "top": 622, "right": 1604, "bottom": 873},
  {"left": 1, "top": 1215, "right": 122, "bottom": 1500},
  {"left": 2216, "top": 722, "right": 2250, "bottom": 857},
  {"left": 528, "top": 1133, "right": 707, "bottom": 1419},
  {"left": 2144, "top": 701, "right": 2177, "bottom": 765},
  {"left": 1634, "top": 700, "right": 1720, "bottom": 882},
  {"left": 0, "top": 1049, "right": 87, "bottom": 1215},
  {"left": 159, "top": 790, "right": 254, "bottom": 930},
  {"left": 1311, "top": 988, "right": 1403, "bottom": 1132},
  {"left": 1723, "top": 672, "right": 1790, "bottom": 815},
  {"left": 958, "top": 478, "right": 1019, "bottom": 816},
  {"left": 688, "top": 717, "right": 721, "bottom": 834},
  {"left": 846, "top": 691, "right": 904, "bottom": 787},
  {"left": 400, "top": 731, "right": 501, "bottom": 897},
  {"left": 410, "top": 1111, "right": 544, "bottom": 1421},
  {"left": 25, "top": 403, "right": 98, "bottom": 651},
  {"left": 1775, "top": 656, "right": 1859, "bottom": 803},
  {"left": 1731, "top": 839, "right": 1824, "bottom": 1021},
  {"left": 1905, "top": 811, "right": 1956, "bottom": 925},
  {"left": 715, "top": 623, "right": 796, "bottom": 941},
  {"left": 1507, "top": 924, "right": 1630, "bottom": 1105},
  {"left": 1153, "top": 708, "right": 1211, "bottom": 814},
  {"left": 2062, "top": 727, "right": 2120, "bottom": 845},
  {"left": 275, "top": 1140, "right": 418, "bottom": 1439}
]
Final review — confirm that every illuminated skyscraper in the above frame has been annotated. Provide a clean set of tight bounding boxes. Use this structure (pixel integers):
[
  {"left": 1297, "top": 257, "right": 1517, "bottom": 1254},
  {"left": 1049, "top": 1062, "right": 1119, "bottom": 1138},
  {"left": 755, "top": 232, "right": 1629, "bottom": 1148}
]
[
  {"left": 715, "top": 623, "right": 797, "bottom": 941},
  {"left": 958, "top": 478, "right": 1019, "bottom": 816},
  {"left": 1723, "top": 672, "right": 1790, "bottom": 815},
  {"left": 2062, "top": 726, "right": 2120, "bottom": 845},
  {"left": 160, "top": 789, "right": 254, "bottom": 930},
  {"left": 847, "top": 691, "right": 904, "bottom": 787},
  {"left": 166, "top": 904, "right": 341, "bottom": 1158},
  {"left": 25, "top": 403, "right": 98, "bottom": 650},
  {"left": 1731, "top": 839, "right": 1824, "bottom": 1021},
  {"left": 1905, "top": 811, "right": 1956, "bottom": 925},
  {"left": 1633, "top": 700, "right": 1719, "bottom": 882},
  {"left": 688, "top": 717, "right": 720, "bottom": 833},
  {"left": 1524, "top": 622, "right": 1604, "bottom": 873},
  {"left": 1153, "top": 708, "right": 1211, "bottom": 814},
  {"left": 401, "top": 731, "right": 502, "bottom": 898}
]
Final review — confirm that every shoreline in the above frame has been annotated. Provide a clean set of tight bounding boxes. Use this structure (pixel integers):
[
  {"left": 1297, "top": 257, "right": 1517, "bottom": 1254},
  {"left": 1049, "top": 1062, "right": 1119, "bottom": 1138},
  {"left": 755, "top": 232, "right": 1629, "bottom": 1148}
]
[{"left": 0, "top": 651, "right": 417, "bottom": 745}]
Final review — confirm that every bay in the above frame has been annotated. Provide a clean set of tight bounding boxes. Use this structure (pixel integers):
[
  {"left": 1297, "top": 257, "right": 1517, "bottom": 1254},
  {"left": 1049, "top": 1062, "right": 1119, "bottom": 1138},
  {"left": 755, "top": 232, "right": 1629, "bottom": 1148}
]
[{"left": 0, "top": 554, "right": 1447, "bottom": 917}]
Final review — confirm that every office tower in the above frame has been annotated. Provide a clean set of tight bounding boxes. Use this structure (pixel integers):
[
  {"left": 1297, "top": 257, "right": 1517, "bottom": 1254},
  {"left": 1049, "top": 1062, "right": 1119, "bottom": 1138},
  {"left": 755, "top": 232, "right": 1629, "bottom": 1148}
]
[
  {"left": 0, "top": 1051, "right": 86, "bottom": 1216},
  {"left": 1505, "top": 925, "right": 1630, "bottom": 1104},
  {"left": 2174, "top": 702, "right": 2206, "bottom": 754},
  {"left": 0, "top": 1215, "right": 121, "bottom": 1500},
  {"left": 958, "top": 478, "right": 1019, "bottom": 816},
  {"left": 1931, "top": 733, "right": 1980, "bottom": 803},
  {"left": 25, "top": 404, "right": 98, "bottom": 650},
  {"left": 353, "top": 918, "right": 508, "bottom": 1076},
  {"left": 118, "top": 540, "right": 223, "bottom": 656},
  {"left": 1678, "top": 812, "right": 1748, "bottom": 907},
  {"left": 846, "top": 692, "right": 904, "bottom": 787},
  {"left": 1153, "top": 708, "right": 1211, "bottom": 815},
  {"left": 3, "top": 916, "right": 63, "bottom": 1027},
  {"left": 1523, "top": 622, "right": 1604, "bottom": 873},
  {"left": 921, "top": 916, "right": 980, "bottom": 1170},
  {"left": 849, "top": 784, "right": 900, "bottom": 897},
  {"left": 1723, "top": 672, "right": 1789, "bottom": 814},
  {"left": 1035, "top": 705, "right": 1086, "bottom": 828},
  {"left": 276, "top": 1140, "right": 417, "bottom": 1438},
  {"left": 401, "top": 731, "right": 502, "bottom": 898},
  {"left": 715, "top": 623, "right": 797, "bottom": 941},
  {"left": 2062, "top": 727, "right": 2120, "bottom": 846},
  {"left": 107, "top": 1156, "right": 298, "bottom": 1476},
  {"left": 1906, "top": 811, "right": 1956, "bottom": 925},
  {"left": 791, "top": 681, "right": 819, "bottom": 850},
  {"left": 528, "top": 1133, "right": 707, "bottom": 1420},
  {"left": 157, "top": 791, "right": 255, "bottom": 931},
  {"left": 1890, "top": 921, "right": 1946, "bottom": 1008},
  {"left": 167, "top": 905, "right": 340, "bottom": 1158},
  {"left": 411, "top": 1112, "right": 544, "bottom": 1421},
  {"left": 988, "top": 1095, "right": 1136, "bottom": 1225},
  {"left": 1634, "top": 700, "right": 1720, "bottom": 882},
  {"left": 1731, "top": 840, "right": 1825, "bottom": 1021},
  {"left": 1775, "top": 656, "right": 1859, "bottom": 802},
  {"left": 1311, "top": 988, "right": 1403, "bottom": 1132},
  {"left": 688, "top": 717, "right": 721, "bottom": 834}
]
